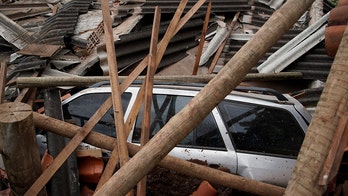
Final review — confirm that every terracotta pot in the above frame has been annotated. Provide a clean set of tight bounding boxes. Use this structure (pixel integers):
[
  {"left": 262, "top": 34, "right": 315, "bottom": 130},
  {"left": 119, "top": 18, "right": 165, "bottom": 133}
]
[
  {"left": 191, "top": 181, "right": 218, "bottom": 196},
  {"left": 41, "top": 150, "right": 54, "bottom": 172},
  {"left": 80, "top": 185, "right": 94, "bottom": 196},
  {"left": 337, "top": 0, "right": 348, "bottom": 6},
  {"left": 325, "top": 25, "right": 347, "bottom": 57},
  {"left": 78, "top": 156, "right": 104, "bottom": 184},
  {"left": 328, "top": 5, "right": 348, "bottom": 26}
]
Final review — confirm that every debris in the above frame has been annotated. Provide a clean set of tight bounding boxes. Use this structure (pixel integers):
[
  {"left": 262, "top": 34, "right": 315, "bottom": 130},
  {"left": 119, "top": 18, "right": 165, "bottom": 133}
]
[
  {"left": 257, "top": 12, "right": 329, "bottom": 73},
  {"left": 199, "top": 21, "right": 228, "bottom": 66},
  {"left": 16, "top": 43, "right": 62, "bottom": 57},
  {"left": 0, "top": 168, "right": 10, "bottom": 196},
  {"left": 0, "top": 0, "right": 345, "bottom": 195},
  {"left": 0, "top": 12, "right": 32, "bottom": 49}
]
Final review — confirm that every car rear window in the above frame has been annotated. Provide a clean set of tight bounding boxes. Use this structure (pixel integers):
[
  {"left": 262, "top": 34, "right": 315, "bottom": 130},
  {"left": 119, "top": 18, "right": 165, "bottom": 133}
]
[
  {"left": 132, "top": 94, "right": 226, "bottom": 150},
  {"left": 218, "top": 100, "right": 304, "bottom": 157},
  {"left": 63, "top": 92, "right": 132, "bottom": 138}
]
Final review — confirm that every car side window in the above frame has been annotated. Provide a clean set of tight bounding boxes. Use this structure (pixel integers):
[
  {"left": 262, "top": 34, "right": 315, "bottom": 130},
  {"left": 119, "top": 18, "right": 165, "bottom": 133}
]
[
  {"left": 63, "top": 92, "right": 132, "bottom": 138},
  {"left": 217, "top": 100, "right": 304, "bottom": 157},
  {"left": 132, "top": 94, "right": 226, "bottom": 150}
]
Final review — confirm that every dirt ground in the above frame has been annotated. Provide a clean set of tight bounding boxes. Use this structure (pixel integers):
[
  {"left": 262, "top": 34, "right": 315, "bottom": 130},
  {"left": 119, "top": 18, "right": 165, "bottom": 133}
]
[{"left": 145, "top": 160, "right": 255, "bottom": 196}]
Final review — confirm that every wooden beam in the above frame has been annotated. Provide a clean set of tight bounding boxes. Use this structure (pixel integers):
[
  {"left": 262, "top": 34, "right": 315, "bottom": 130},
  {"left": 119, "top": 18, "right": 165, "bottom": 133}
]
[
  {"left": 0, "top": 63, "right": 6, "bottom": 104},
  {"left": 95, "top": 0, "right": 130, "bottom": 192},
  {"left": 192, "top": 0, "right": 211, "bottom": 75},
  {"left": 15, "top": 72, "right": 304, "bottom": 88},
  {"left": 32, "top": 112, "right": 286, "bottom": 196},
  {"left": 137, "top": 6, "right": 161, "bottom": 196},
  {"left": 124, "top": 86, "right": 146, "bottom": 136}
]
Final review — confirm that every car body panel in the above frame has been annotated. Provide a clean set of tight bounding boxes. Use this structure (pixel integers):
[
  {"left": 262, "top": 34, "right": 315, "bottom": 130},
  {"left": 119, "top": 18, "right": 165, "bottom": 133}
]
[
  {"left": 236, "top": 152, "right": 296, "bottom": 186},
  {"left": 62, "top": 83, "right": 311, "bottom": 187}
]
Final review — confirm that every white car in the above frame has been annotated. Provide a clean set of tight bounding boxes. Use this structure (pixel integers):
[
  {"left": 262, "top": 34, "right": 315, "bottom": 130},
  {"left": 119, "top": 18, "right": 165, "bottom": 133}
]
[{"left": 62, "top": 82, "right": 311, "bottom": 187}]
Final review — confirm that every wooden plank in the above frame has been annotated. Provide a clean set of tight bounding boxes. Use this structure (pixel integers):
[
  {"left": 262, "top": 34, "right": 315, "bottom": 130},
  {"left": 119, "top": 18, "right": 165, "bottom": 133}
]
[
  {"left": 208, "top": 12, "right": 240, "bottom": 74},
  {"left": 0, "top": 63, "right": 6, "bottom": 104},
  {"left": 318, "top": 112, "right": 348, "bottom": 185},
  {"left": 141, "top": 5, "right": 161, "bottom": 149},
  {"left": 95, "top": 146, "right": 120, "bottom": 191},
  {"left": 95, "top": 0, "right": 130, "bottom": 193},
  {"left": 124, "top": 86, "right": 146, "bottom": 136},
  {"left": 76, "top": 148, "right": 102, "bottom": 158},
  {"left": 137, "top": 6, "right": 161, "bottom": 196},
  {"left": 192, "top": 0, "right": 211, "bottom": 75},
  {"left": 25, "top": 86, "right": 37, "bottom": 107}
]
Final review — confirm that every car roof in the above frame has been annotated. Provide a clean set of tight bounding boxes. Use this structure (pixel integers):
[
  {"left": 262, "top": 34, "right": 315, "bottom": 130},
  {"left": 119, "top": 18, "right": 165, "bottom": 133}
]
[{"left": 86, "top": 80, "right": 292, "bottom": 104}]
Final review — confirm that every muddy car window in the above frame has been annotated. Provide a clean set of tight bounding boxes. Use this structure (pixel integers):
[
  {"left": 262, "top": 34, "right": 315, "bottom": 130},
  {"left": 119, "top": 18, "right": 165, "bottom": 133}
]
[
  {"left": 218, "top": 100, "right": 304, "bottom": 157},
  {"left": 132, "top": 94, "right": 225, "bottom": 149},
  {"left": 62, "top": 92, "right": 132, "bottom": 138}
]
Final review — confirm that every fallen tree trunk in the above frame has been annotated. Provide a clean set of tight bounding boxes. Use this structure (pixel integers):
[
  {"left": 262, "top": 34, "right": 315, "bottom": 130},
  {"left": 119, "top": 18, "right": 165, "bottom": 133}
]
[
  {"left": 94, "top": 1, "right": 316, "bottom": 195},
  {"left": 285, "top": 22, "right": 348, "bottom": 196},
  {"left": 32, "top": 112, "right": 285, "bottom": 196}
]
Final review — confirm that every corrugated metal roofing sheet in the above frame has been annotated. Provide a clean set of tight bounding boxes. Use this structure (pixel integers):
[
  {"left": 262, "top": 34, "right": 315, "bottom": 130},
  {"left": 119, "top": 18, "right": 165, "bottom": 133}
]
[
  {"left": 33, "top": 0, "right": 93, "bottom": 45},
  {"left": 137, "top": 0, "right": 251, "bottom": 14}
]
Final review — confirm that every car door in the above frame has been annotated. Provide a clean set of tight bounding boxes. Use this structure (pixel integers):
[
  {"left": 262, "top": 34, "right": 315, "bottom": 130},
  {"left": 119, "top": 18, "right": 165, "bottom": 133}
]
[
  {"left": 128, "top": 88, "right": 238, "bottom": 173},
  {"left": 217, "top": 99, "right": 306, "bottom": 187}
]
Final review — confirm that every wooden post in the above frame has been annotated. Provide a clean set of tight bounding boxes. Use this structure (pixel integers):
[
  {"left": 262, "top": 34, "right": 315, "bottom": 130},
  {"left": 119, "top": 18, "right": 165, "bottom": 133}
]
[
  {"left": 94, "top": 0, "right": 316, "bottom": 195},
  {"left": 43, "top": 89, "right": 79, "bottom": 196},
  {"left": 0, "top": 102, "right": 46, "bottom": 196},
  {"left": 32, "top": 112, "right": 285, "bottom": 196}
]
